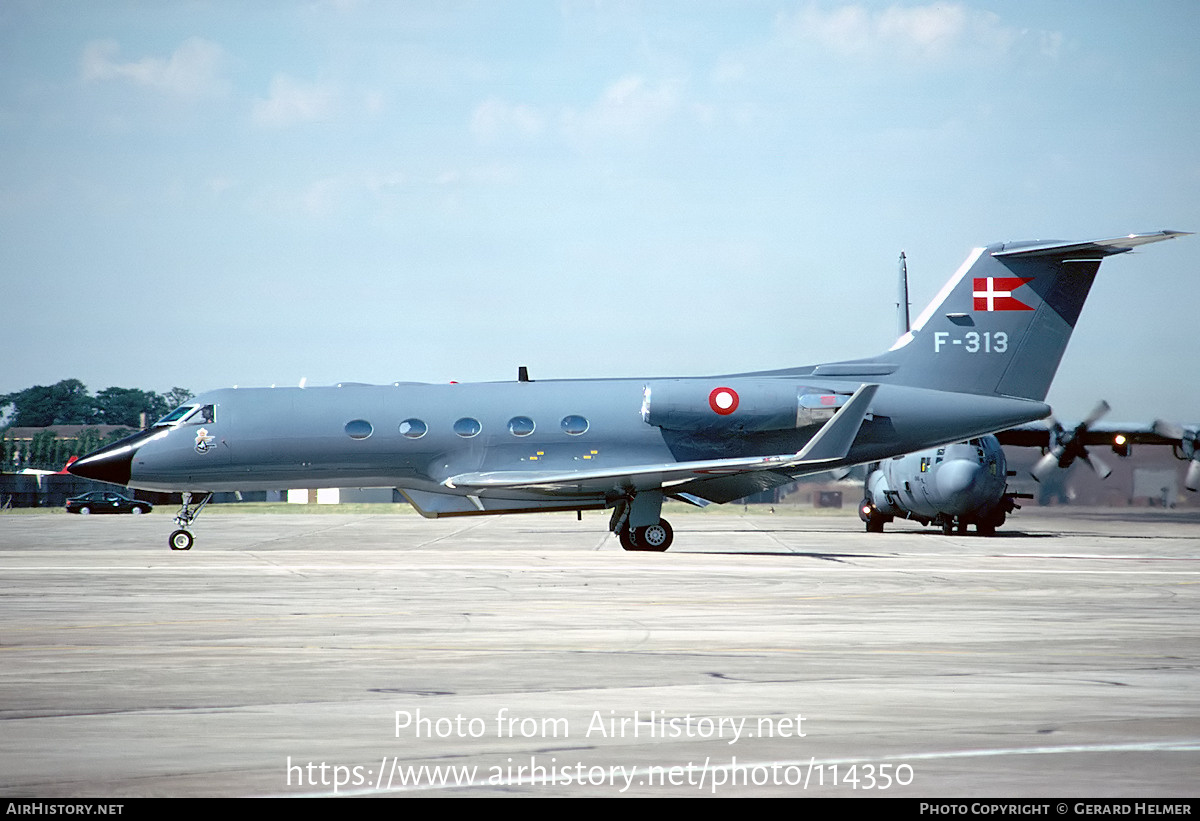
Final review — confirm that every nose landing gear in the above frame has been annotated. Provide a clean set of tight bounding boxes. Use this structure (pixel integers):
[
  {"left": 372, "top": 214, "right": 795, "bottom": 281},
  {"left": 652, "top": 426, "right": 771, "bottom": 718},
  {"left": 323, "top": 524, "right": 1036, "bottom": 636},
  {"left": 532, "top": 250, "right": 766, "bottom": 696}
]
[{"left": 168, "top": 492, "right": 212, "bottom": 551}]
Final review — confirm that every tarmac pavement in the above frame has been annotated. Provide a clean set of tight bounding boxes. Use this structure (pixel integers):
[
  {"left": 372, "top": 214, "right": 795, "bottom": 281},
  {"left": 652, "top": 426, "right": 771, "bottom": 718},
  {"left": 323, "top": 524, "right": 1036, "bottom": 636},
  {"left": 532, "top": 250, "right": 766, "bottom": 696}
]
[{"left": 1, "top": 507, "right": 1197, "bottom": 797}]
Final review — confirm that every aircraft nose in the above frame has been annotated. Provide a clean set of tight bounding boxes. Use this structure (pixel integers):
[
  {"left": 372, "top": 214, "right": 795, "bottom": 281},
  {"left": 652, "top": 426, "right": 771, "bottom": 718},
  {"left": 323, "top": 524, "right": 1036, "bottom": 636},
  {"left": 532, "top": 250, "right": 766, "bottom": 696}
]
[
  {"left": 935, "top": 459, "right": 984, "bottom": 500},
  {"left": 67, "top": 430, "right": 156, "bottom": 485}
]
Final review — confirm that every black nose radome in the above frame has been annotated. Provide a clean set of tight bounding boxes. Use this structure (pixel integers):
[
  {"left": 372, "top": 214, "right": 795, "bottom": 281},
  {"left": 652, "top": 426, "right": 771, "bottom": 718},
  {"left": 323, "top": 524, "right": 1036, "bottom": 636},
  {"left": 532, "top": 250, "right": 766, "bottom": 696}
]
[{"left": 68, "top": 429, "right": 160, "bottom": 486}]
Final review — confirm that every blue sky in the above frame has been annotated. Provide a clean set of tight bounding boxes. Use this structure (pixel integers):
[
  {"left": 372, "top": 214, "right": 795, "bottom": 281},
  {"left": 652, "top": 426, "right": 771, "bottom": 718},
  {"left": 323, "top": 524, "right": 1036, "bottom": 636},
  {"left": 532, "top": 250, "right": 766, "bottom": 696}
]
[{"left": 2, "top": 1, "right": 1197, "bottom": 422}]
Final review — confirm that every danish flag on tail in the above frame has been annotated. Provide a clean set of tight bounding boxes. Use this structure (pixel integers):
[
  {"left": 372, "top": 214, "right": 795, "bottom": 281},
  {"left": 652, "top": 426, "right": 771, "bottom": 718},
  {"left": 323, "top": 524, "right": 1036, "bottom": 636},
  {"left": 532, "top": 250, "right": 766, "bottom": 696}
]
[{"left": 973, "top": 276, "right": 1034, "bottom": 311}]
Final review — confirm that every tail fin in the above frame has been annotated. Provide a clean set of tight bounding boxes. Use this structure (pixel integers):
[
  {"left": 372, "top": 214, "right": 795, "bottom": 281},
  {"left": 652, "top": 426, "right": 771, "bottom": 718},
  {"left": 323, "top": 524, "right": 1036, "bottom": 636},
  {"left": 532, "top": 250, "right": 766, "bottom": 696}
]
[{"left": 830, "top": 231, "right": 1187, "bottom": 401}]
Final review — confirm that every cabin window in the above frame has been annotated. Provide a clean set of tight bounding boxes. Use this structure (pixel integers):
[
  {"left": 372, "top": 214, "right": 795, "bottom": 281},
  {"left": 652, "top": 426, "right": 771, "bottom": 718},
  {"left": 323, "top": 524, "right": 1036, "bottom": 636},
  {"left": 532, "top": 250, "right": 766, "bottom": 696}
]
[
  {"left": 345, "top": 419, "right": 373, "bottom": 440},
  {"left": 454, "top": 417, "right": 482, "bottom": 438},
  {"left": 508, "top": 416, "right": 535, "bottom": 437},
  {"left": 561, "top": 415, "right": 589, "bottom": 436},
  {"left": 399, "top": 419, "right": 427, "bottom": 439}
]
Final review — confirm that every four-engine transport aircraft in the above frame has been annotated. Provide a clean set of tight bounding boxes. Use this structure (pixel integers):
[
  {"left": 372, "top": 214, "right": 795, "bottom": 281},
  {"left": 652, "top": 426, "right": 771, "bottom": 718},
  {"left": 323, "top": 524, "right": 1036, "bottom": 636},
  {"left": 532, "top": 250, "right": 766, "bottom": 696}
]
[
  {"left": 856, "top": 414, "right": 1200, "bottom": 537},
  {"left": 857, "top": 254, "right": 1200, "bottom": 537},
  {"left": 69, "top": 230, "right": 1187, "bottom": 551}
]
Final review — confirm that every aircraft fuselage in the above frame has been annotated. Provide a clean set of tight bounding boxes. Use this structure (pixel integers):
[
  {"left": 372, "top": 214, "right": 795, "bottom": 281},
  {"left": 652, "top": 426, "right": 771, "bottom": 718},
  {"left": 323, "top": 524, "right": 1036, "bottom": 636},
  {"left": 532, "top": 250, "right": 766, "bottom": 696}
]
[{"left": 89, "top": 378, "right": 1048, "bottom": 503}]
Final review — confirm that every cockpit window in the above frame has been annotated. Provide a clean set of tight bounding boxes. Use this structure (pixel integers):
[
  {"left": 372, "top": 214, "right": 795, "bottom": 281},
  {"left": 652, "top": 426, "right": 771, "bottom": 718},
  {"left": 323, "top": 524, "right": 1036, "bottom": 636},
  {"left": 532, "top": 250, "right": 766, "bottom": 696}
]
[
  {"left": 156, "top": 404, "right": 216, "bottom": 425},
  {"left": 156, "top": 405, "right": 196, "bottom": 425}
]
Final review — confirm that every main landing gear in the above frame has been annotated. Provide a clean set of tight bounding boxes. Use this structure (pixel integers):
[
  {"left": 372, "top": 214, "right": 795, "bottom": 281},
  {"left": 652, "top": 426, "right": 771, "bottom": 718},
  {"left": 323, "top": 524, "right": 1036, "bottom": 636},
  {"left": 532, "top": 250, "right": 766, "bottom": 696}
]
[
  {"left": 609, "top": 493, "right": 674, "bottom": 552},
  {"left": 168, "top": 492, "right": 212, "bottom": 551},
  {"left": 617, "top": 519, "right": 674, "bottom": 552}
]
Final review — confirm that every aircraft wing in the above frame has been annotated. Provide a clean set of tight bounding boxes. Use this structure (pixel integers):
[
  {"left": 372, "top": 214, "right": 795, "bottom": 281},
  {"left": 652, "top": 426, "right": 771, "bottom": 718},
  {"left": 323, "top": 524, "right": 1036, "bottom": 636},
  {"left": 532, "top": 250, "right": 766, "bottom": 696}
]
[
  {"left": 443, "top": 384, "right": 879, "bottom": 493},
  {"left": 998, "top": 416, "right": 1199, "bottom": 490},
  {"left": 996, "top": 422, "right": 1193, "bottom": 449}
]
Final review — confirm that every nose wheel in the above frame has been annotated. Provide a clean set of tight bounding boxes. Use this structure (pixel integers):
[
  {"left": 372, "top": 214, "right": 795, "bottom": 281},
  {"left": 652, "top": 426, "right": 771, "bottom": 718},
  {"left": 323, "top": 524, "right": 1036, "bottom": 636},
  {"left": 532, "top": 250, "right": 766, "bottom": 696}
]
[{"left": 169, "top": 492, "right": 212, "bottom": 551}]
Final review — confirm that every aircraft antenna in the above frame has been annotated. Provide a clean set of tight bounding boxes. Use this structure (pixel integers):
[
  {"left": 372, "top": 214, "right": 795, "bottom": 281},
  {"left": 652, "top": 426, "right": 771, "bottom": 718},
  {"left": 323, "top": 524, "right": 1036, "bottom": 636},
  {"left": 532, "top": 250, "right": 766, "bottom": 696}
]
[{"left": 897, "top": 251, "right": 911, "bottom": 336}]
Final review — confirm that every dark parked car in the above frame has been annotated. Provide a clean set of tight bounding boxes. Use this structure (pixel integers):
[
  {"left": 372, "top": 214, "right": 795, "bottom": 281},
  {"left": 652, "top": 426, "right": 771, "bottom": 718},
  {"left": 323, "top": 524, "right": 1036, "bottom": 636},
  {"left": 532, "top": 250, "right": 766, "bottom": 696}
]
[{"left": 66, "top": 491, "right": 152, "bottom": 515}]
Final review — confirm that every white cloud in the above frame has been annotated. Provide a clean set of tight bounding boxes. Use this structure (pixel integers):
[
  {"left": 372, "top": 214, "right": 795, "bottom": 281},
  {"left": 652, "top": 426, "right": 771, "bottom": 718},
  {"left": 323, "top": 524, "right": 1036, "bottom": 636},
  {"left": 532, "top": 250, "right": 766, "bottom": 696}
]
[
  {"left": 777, "top": 2, "right": 1022, "bottom": 63},
  {"left": 471, "top": 98, "right": 545, "bottom": 143},
  {"left": 300, "top": 176, "right": 343, "bottom": 216},
  {"left": 206, "top": 177, "right": 238, "bottom": 196},
  {"left": 80, "top": 38, "right": 227, "bottom": 96},
  {"left": 251, "top": 75, "right": 337, "bottom": 128},
  {"left": 561, "top": 75, "right": 683, "bottom": 142},
  {"left": 364, "top": 171, "right": 406, "bottom": 194}
]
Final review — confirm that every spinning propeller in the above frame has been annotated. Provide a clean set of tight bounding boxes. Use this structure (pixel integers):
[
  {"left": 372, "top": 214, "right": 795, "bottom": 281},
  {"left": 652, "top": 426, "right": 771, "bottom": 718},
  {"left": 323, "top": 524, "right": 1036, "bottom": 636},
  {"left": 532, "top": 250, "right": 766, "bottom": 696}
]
[
  {"left": 1031, "top": 400, "right": 1113, "bottom": 483},
  {"left": 1151, "top": 420, "right": 1200, "bottom": 491}
]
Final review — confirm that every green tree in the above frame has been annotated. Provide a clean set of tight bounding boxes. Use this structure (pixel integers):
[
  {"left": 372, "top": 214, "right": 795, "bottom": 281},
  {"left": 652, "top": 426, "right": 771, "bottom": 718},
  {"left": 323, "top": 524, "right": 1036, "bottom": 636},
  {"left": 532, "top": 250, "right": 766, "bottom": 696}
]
[
  {"left": 74, "top": 427, "right": 104, "bottom": 459},
  {"left": 29, "top": 430, "right": 59, "bottom": 469},
  {"left": 163, "top": 387, "right": 194, "bottom": 411},
  {"left": 94, "top": 387, "right": 170, "bottom": 428},
  {"left": 100, "top": 427, "right": 135, "bottom": 447},
  {"left": 0, "top": 379, "right": 97, "bottom": 426}
]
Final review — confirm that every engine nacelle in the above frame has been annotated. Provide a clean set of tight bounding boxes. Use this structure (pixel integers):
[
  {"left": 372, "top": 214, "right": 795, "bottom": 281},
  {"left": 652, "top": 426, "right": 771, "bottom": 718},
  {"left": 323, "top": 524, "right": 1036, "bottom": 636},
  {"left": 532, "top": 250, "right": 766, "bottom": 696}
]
[
  {"left": 640, "top": 379, "right": 850, "bottom": 433},
  {"left": 865, "top": 467, "right": 903, "bottom": 516}
]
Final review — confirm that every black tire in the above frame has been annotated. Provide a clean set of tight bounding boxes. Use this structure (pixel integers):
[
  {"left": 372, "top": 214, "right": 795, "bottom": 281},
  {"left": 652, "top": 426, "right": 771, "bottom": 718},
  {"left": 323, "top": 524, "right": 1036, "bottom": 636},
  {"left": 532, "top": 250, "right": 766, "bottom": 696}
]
[
  {"left": 634, "top": 519, "right": 673, "bottom": 552},
  {"left": 131, "top": 507, "right": 144, "bottom": 515},
  {"left": 865, "top": 514, "right": 885, "bottom": 533},
  {"left": 78, "top": 507, "right": 91, "bottom": 515},
  {"left": 169, "top": 529, "right": 194, "bottom": 551},
  {"left": 618, "top": 527, "right": 638, "bottom": 551}
]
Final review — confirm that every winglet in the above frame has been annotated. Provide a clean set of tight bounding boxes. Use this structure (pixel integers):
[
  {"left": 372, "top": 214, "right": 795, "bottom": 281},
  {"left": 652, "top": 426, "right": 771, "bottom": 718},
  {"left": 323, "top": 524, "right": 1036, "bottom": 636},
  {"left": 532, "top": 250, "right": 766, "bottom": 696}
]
[{"left": 793, "top": 383, "right": 878, "bottom": 462}]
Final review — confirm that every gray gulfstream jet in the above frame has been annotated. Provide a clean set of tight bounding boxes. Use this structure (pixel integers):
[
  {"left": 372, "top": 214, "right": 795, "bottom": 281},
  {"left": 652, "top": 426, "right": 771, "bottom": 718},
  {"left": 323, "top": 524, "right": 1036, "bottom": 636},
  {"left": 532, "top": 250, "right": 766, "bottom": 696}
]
[{"left": 70, "top": 231, "right": 1187, "bottom": 551}]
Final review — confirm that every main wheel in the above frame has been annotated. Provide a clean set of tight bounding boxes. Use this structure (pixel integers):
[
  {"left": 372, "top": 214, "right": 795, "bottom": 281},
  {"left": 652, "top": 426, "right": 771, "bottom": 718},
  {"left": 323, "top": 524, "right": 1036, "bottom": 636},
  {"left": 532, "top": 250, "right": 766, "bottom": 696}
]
[
  {"left": 131, "top": 507, "right": 143, "bottom": 515},
  {"left": 169, "top": 529, "right": 194, "bottom": 551},
  {"left": 618, "top": 527, "right": 639, "bottom": 551},
  {"left": 634, "top": 520, "right": 673, "bottom": 552}
]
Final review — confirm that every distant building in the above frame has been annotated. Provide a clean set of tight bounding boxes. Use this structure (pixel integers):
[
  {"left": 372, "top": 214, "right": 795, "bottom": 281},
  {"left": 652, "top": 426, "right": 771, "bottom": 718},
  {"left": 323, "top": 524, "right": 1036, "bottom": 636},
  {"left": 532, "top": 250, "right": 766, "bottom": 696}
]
[{"left": 4, "top": 425, "right": 135, "bottom": 442}]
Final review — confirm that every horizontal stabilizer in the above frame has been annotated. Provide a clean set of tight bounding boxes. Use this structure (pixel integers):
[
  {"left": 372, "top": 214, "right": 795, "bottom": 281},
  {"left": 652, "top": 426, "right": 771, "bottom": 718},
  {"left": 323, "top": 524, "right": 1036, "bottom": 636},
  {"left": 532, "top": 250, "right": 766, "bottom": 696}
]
[
  {"left": 443, "top": 383, "right": 879, "bottom": 493},
  {"left": 993, "top": 230, "right": 1189, "bottom": 259}
]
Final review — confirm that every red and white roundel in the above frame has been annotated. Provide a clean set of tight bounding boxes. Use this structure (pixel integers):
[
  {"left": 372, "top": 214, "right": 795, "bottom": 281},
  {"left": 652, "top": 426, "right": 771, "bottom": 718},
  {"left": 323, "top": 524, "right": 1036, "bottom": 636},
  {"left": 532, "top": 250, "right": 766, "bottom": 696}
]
[{"left": 708, "top": 386, "right": 739, "bottom": 415}]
